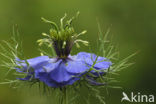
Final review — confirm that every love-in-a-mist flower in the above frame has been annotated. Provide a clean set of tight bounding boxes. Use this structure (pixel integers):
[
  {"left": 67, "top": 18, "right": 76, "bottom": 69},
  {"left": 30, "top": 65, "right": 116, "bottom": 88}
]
[{"left": 15, "top": 13, "right": 112, "bottom": 87}]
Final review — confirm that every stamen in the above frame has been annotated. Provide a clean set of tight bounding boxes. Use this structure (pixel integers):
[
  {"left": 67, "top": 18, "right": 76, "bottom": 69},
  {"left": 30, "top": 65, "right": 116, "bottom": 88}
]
[{"left": 38, "top": 12, "right": 88, "bottom": 58}]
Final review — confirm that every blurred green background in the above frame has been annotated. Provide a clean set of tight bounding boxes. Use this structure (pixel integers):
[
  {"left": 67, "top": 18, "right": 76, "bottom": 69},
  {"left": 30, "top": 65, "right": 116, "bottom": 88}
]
[{"left": 0, "top": 0, "right": 156, "bottom": 104}]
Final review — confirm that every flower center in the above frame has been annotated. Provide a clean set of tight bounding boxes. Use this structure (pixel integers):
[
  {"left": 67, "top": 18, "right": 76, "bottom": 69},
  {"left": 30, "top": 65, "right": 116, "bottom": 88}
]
[
  {"left": 52, "top": 28, "right": 75, "bottom": 58},
  {"left": 38, "top": 12, "right": 88, "bottom": 59}
]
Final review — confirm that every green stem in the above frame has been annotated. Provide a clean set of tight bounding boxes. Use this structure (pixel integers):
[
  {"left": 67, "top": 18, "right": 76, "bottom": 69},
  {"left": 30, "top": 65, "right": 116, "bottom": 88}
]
[{"left": 63, "top": 87, "right": 68, "bottom": 104}]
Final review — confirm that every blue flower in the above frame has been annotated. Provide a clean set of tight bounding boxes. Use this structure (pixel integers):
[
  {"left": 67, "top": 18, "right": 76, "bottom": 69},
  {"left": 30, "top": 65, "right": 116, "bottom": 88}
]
[
  {"left": 15, "top": 52, "right": 112, "bottom": 87},
  {"left": 14, "top": 14, "right": 112, "bottom": 87}
]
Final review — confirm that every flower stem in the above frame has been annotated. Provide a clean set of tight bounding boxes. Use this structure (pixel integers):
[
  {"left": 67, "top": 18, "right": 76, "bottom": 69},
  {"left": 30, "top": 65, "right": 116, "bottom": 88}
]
[{"left": 63, "top": 87, "right": 68, "bottom": 104}]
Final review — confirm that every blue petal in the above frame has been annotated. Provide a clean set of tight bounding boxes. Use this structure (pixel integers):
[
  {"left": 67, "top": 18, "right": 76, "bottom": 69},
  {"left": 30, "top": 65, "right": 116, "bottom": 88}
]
[
  {"left": 77, "top": 52, "right": 112, "bottom": 69},
  {"left": 15, "top": 56, "right": 50, "bottom": 72},
  {"left": 42, "top": 59, "right": 60, "bottom": 72},
  {"left": 65, "top": 58, "right": 90, "bottom": 74},
  {"left": 38, "top": 72, "right": 58, "bottom": 87},
  {"left": 37, "top": 58, "right": 83, "bottom": 85},
  {"left": 39, "top": 59, "right": 76, "bottom": 83},
  {"left": 34, "top": 58, "right": 58, "bottom": 78},
  {"left": 65, "top": 77, "right": 80, "bottom": 85},
  {"left": 17, "top": 75, "right": 32, "bottom": 81},
  {"left": 49, "top": 60, "right": 74, "bottom": 83},
  {"left": 38, "top": 72, "right": 79, "bottom": 87}
]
